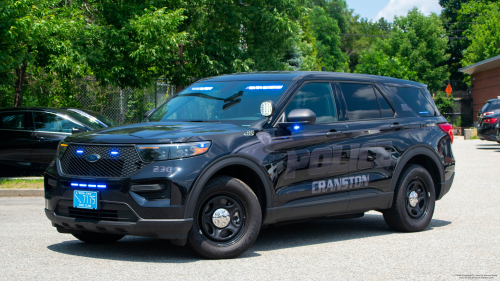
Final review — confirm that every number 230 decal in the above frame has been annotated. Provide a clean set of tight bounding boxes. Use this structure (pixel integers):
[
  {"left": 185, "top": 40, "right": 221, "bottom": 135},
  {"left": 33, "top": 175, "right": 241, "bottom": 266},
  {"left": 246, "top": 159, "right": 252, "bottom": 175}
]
[{"left": 153, "top": 166, "right": 174, "bottom": 173}]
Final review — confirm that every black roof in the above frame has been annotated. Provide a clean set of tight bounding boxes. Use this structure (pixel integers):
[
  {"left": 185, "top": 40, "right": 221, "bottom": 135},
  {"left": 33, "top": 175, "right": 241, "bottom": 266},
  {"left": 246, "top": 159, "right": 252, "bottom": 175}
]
[{"left": 197, "top": 71, "right": 426, "bottom": 88}]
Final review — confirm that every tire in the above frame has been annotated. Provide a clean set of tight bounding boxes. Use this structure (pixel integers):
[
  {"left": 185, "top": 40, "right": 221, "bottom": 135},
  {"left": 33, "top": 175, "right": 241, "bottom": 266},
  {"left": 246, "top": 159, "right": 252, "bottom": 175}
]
[
  {"left": 72, "top": 232, "right": 125, "bottom": 244},
  {"left": 187, "top": 176, "right": 262, "bottom": 259},
  {"left": 383, "top": 164, "right": 436, "bottom": 232}
]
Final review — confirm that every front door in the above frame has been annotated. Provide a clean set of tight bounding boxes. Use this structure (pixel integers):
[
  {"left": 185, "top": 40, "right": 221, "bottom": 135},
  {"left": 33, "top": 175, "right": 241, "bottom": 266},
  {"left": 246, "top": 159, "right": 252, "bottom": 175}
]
[
  {"left": 0, "top": 111, "right": 32, "bottom": 175},
  {"left": 271, "top": 82, "right": 351, "bottom": 221}
]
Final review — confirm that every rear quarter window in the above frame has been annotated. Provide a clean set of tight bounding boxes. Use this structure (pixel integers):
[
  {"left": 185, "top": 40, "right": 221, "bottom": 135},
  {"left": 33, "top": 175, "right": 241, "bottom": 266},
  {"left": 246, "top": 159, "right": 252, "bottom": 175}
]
[
  {"left": 482, "top": 101, "right": 500, "bottom": 112},
  {"left": 389, "top": 87, "right": 435, "bottom": 117}
]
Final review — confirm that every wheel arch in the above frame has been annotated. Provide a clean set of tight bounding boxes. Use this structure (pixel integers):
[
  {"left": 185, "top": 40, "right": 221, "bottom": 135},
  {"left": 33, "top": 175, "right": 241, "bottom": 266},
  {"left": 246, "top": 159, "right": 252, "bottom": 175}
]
[
  {"left": 184, "top": 155, "right": 274, "bottom": 221},
  {"left": 391, "top": 145, "right": 444, "bottom": 199}
]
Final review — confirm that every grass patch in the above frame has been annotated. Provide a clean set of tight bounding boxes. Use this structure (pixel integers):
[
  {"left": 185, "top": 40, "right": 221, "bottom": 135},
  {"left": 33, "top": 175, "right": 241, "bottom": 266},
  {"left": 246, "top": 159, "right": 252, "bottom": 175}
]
[
  {"left": 468, "top": 135, "right": 479, "bottom": 140},
  {"left": 0, "top": 179, "right": 44, "bottom": 189}
]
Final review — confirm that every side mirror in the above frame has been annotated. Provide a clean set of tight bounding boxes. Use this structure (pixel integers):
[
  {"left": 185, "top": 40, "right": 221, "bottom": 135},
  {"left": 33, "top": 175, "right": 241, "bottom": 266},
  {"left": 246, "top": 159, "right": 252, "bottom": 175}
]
[
  {"left": 278, "top": 109, "right": 316, "bottom": 127},
  {"left": 72, "top": 127, "right": 88, "bottom": 134},
  {"left": 144, "top": 109, "right": 155, "bottom": 119}
]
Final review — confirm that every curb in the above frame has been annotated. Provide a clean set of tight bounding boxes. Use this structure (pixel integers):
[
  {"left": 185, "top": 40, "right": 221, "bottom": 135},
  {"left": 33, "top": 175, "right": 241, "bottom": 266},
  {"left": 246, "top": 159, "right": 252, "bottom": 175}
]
[{"left": 0, "top": 189, "right": 44, "bottom": 197}]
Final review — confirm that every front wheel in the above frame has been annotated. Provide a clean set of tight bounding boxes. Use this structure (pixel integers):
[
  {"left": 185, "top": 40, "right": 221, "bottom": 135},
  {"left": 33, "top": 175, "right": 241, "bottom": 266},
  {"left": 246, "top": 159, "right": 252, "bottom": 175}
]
[
  {"left": 383, "top": 165, "right": 436, "bottom": 232},
  {"left": 187, "top": 176, "right": 262, "bottom": 259}
]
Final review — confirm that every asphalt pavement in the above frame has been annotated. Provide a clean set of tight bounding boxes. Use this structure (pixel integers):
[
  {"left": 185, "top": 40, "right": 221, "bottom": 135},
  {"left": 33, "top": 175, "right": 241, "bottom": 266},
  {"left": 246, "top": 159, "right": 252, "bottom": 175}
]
[{"left": 1, "top": 137, "right": 499, "bottom": 280}]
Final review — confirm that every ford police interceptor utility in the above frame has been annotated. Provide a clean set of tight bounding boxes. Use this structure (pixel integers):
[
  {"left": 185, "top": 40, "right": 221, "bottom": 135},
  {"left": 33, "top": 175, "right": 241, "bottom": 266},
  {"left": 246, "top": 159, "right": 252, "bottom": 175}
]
[{"left": 44, "top": 72, "right": 455, "bottom": 259}]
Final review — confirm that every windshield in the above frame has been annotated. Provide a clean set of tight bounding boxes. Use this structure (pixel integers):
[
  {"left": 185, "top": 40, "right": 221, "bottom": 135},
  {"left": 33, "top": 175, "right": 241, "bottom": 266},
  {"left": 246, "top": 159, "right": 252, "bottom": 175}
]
[
  {"left": 65, "top": 109, "right": 119, "bottom": 129},
  {"left": 147, "top": 81, "right": 292, "bottom": 126}
]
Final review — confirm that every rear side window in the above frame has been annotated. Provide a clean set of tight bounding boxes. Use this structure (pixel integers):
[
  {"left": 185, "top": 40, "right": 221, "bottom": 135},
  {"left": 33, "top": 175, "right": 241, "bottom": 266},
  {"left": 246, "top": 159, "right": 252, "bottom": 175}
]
[
  {"left": 339, "top": 83, "right": 392, "bottom": 120},
  {"left": 389, "top": 87, "right": 435, "bottom": 117},
  {"left": 0, "top": 112, "right": 26, "bottom": 130},
  {"left": 375, "top": 88, "right": 395, "bottom": 118},
  {"left": 481, "top": 101, "right": 500, "bottom": 112}
]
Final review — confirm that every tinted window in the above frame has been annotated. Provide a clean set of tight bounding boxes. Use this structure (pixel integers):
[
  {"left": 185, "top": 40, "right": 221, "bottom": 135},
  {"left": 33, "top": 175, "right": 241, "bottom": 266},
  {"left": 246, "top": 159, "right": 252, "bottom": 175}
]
[
  {"left": 284, "top": 83, "right": 337, "bottom": 124},
  {"left": 0, "top": 112, "right": 25, "bottom": 130},
  {"left": 389, "top": 87, "right": 435, "bottom": 117},
  {"left": 482, "top": 101, "right": 500, "bottom": 112},
  {"left": 33, "top": 112, "right": 85, "bottom": 133},
  {"left": 148, "top": 81, "right": 292, "bottom": 127},
  {"left": 339, "top": 83, "right": 380, "bottom": 120},
  {"left": 375, "top": 88, "right": 395, "bottom": 118}
]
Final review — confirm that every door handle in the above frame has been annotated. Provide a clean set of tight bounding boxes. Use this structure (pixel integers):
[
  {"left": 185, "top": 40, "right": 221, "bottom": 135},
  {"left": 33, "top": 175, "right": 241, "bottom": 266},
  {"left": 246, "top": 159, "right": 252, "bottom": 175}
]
[
  {"left": 36, "top": 136, "right": 46, "bottom": 141},
  {"left": 391, "top": 124, "right": 404, "bottom": 130},
  {"left": 327, "top": 130, "right": 343, "bottom": 137}
]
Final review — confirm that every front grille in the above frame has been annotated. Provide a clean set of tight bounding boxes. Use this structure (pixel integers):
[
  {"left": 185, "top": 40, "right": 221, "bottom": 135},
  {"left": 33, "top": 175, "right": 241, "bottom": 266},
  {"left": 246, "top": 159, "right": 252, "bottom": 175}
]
[
  {"left": 55, "top": 200, "right": 138, "bottom": 222},
  {"left": 68, "top": 207, "right": 119, "bottom": 221},
  {"left": 60, "top": 144, "right": 150, "bottom": 178}
]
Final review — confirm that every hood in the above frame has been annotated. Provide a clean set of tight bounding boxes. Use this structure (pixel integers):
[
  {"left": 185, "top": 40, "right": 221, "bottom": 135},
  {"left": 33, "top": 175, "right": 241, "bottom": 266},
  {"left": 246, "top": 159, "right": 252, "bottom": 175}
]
[{"left": 64, "top": 122, "right": 247, "bottom": 144}]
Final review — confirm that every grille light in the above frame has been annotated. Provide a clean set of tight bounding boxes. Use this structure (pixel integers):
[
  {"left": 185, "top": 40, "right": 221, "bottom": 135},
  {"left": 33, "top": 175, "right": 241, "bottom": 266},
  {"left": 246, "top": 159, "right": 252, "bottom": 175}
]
[
  {"left": 76, "top": 149, "right": 84, "bottom": 154},
  {"left": 88, "top": 184, "right": 97, "bottom": 188},
  {"left": 97, "top": 185, "right": 107, "bottom": 189},
  {"left": 110, "top": 150, "right": 119, "bottom": 156},
  {"left": 71, "top": 183, "right": 78, "bottom": 187},
  {"left": 293, "top": 125, "right": 300, "bottom": 130},
  {"left": 79, "top": 184, "right": 87, "bottom": 187}
]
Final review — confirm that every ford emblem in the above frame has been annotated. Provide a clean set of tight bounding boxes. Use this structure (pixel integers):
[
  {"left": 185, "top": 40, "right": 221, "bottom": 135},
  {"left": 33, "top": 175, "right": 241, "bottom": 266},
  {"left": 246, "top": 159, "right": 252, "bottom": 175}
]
[{"left": 86, "top": 154, "right": 101, "bottom": 163}]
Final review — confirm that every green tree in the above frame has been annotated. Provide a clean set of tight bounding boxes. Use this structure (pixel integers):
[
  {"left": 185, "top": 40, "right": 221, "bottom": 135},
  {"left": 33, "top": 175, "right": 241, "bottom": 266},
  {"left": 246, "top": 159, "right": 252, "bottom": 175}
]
[
  {"left": 0, "top": 0, "right": 34, "bottom": 106},
  {"left": 439, "top": 0, "right": 471, "bottom": 91},
  {"left": 459, "top": 1, "right": 500, "bottom": 66},
  {"left": 356, "top": 8, "right": 450, "bottom": 91}
]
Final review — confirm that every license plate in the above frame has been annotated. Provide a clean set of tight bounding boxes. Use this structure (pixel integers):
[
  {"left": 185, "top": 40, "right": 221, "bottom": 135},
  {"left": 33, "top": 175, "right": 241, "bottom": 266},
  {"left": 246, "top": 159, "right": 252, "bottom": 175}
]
[{"left": 73, "top": 190, "right": 98, "bottom": 210}]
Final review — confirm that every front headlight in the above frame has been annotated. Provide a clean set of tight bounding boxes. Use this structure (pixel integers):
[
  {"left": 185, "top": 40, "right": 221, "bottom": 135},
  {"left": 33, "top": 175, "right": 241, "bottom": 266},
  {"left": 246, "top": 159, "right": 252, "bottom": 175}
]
[
  {"left": 56, "top": 141, "right": 69, "bottom": 159},
  {"left": 136, "top": 141, "right": 211, "bottom": 161}
]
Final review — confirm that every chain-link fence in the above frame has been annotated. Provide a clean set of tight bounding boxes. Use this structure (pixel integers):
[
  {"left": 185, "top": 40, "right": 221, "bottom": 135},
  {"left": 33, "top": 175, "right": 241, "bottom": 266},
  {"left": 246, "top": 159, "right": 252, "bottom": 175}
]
[{"left": 76, "top": 78, "right": 176, "bottom": 125}]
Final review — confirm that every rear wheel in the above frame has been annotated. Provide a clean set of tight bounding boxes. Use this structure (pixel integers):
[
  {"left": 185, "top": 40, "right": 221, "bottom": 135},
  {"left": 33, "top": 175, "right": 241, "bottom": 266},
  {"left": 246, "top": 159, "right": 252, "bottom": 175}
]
[
  {"left": 383, "top": 165, "right": 435, "bottom": 232},
  {"left": 72, "top": 232, "right": 125, "bottom": 244},
  {"left": 187, "top": 176, "right": 262, "bottom": 259}
]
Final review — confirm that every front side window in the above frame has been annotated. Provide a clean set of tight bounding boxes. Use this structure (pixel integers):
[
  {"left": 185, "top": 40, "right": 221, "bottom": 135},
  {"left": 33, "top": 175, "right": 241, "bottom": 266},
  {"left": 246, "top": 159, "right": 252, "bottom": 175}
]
[
  {"left": 33, "top": 112, "right": 85, "bottom": 133},
  {"left": 0, "top": 112, "right": 25, "bottom": 130},
  {"left": 389, "top": 87, "right": 435, "bottom": 117},
  {"left": 339, "top": 83, "right": 381, "bottom": 120},
  {"left": 284, "top": 83, "right": 337, "bottom": 124},
  {"left": 148, "top": 81, "right": 292, "bottom": 127}
]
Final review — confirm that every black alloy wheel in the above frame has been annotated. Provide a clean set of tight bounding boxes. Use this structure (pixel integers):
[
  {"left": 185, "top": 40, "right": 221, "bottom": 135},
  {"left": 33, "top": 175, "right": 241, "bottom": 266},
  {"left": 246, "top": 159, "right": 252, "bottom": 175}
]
[
  {"left": 405, "top": 179, "right": 429, "bottom": 220},
  {"left": 383, "top": 164, "right": 436, "bottom": 232},
  {"left": 200, "top": 195, "right": 245, "bottom": 242},
  {"left": 188, "top": 176, "right": 262, "bottom": 259}
]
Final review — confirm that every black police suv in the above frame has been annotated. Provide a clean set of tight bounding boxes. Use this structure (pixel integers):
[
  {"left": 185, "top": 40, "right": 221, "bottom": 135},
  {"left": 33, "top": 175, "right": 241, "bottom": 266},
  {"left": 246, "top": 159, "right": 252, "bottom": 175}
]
[
  {"left": 0, "top": 107, "right": 117, "bottom": 176},
  {"left": 44, "top": 72, "right": 455, "bottom": 259},
  {"left": 477, "top": 99, "right": 500, "bottom": 142}
]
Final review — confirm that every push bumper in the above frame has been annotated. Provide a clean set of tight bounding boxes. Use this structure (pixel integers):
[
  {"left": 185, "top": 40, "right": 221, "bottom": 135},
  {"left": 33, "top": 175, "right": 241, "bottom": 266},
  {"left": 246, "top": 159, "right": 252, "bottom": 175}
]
[
  {"left": 45, "top": 209, "right": 193, "bottom": 239},
  {"left": 437, "top": 172, "right": 454, "bottom": 200}
]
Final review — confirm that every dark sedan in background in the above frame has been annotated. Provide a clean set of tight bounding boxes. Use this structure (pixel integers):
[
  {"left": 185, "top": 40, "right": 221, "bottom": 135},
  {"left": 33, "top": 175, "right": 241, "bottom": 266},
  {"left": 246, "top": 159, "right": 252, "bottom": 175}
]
[
  {"left": 0, "top": 107, "right": 117, "bottom": 176},
  {"left": 477, "top": 99, "right": 500, "bottom": 142}
]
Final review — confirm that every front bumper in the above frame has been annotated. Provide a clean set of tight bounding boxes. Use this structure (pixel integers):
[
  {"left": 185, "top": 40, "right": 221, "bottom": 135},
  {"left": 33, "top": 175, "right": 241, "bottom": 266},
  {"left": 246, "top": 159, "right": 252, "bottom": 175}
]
[{"left": 45, "top": 208, "right": 193, "bottom": 239}]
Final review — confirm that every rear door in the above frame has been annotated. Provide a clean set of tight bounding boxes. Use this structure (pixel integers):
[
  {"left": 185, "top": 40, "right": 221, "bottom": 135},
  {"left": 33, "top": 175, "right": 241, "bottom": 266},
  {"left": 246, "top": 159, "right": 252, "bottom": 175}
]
[
  {"left": 0, "top": 111, "right": 32, "bottom": 174},
  {"left": 335, "top": 82, "right": 399, "bottom": 212},
  {"left": 31, "top": 111, "right": 87, "bottom": 169}
]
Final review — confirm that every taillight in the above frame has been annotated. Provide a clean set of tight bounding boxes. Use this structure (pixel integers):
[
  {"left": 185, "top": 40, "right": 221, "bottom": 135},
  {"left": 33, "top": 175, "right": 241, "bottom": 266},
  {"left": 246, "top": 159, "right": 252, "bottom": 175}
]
[
  {"left": 438, "top": 123, "right": 453, "bottom": 144},
  {"left": 483, "top": 118, "right": 498, "bottom": 124},
  {"left": 481, "top": 111, "right": 494, "bottom": 117}
]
